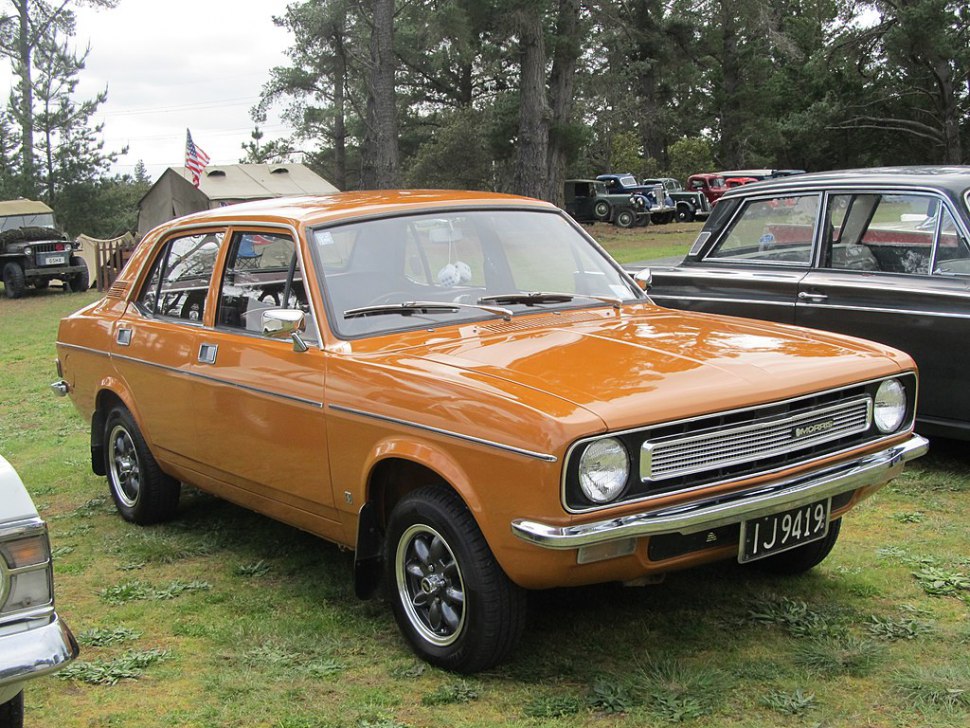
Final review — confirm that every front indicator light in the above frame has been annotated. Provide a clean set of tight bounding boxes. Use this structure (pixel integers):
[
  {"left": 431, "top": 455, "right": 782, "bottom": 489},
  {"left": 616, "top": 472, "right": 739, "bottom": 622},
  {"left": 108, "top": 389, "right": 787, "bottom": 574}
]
[
  {"left": 578, "top": 437, "right": 630, "bottom": 504},
  {"left": 874, "top": 379, "right": 906, "bottom": 433}
]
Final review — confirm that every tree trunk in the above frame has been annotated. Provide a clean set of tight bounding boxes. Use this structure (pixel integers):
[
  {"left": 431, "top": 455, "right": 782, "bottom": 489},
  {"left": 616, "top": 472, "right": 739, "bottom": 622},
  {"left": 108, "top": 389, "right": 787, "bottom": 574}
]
[
  {"left": 17, "top": 0, "right": 36, "bottom": 196},
  {"left": 514, "top": 5, "right": 549, "bottom": 200},
  {"left": 362, "top": 0, "right": 400, "bottom": 189},
  {"left": 934, "top": 58, "right": 962, "bottom": 164},
  {"left": 544, "top": 0, "right": 581, "bottom": 206},
  {"left": 718, "top": 2, "right": 744, "bottom": 167},
  {"left": 331, "top": 24, "right": 348, "bottom": 191}
]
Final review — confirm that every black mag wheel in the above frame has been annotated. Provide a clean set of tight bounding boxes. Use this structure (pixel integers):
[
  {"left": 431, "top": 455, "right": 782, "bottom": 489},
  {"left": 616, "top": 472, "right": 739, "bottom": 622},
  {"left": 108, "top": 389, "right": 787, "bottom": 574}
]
[
  {"left": 753, "top": 518, "right": 842, "bottom": 575},
  {"left": 104, "top": 406, "right": 180, "bottom": 525},
  {"left": 385, "top": 486, "right": 526, "bottom": 673}
]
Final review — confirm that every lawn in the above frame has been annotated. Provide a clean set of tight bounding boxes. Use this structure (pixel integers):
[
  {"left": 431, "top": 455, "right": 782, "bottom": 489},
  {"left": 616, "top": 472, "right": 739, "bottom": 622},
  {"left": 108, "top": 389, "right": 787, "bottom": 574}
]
[{"left": 2, "top": 245, "right": 968, "bottom": 727}]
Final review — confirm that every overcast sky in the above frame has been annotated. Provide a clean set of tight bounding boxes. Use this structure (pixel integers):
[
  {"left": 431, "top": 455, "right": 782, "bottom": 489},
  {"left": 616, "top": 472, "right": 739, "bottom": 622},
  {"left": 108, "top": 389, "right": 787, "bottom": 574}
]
[{"left": 60, "top": 0, "right": 295, "bottom": 181}]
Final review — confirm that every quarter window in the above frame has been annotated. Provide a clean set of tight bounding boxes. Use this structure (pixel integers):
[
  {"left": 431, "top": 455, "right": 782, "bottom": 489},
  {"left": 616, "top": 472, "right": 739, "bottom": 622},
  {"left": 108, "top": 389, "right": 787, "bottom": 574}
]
[
  {"left": 706, "top": 195, "right": 819, "bottom": 265},
  {"left": 138, "top": 232, "right": 224, "bottom": 320},
  {"left": 933, "top": 207, "right": 970, "bottom": 275}
]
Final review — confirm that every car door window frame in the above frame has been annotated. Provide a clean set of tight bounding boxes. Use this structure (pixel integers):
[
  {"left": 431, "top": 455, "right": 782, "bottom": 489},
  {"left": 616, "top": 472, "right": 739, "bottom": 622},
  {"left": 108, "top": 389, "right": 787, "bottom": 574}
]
[
  {"left": 134, "top": 228, "right": 226, "bottom": 325},
  {"left": 818, "top": 188, "right": 970, "bottom": 278},
  {"left": 701, "top": 192, "right": 823, "bottom": 267}
]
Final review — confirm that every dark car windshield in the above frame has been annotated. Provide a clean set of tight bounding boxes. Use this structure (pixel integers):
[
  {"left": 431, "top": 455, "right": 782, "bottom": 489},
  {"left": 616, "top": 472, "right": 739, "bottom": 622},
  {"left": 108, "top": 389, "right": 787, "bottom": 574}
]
[{"left": 310, "top": 209, "right": 642, "bottom": 338}]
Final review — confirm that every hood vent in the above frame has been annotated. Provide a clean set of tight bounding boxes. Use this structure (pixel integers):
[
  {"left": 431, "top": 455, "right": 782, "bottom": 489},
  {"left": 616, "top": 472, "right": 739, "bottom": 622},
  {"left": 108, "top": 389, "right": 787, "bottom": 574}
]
[{"left": 481, "top": 310, "right": 602, "bottom": 334}]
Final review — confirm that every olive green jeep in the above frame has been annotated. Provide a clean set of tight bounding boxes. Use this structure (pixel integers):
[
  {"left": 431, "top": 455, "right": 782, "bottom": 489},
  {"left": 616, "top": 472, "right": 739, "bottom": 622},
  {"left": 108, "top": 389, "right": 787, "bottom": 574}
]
[{"left": 0, "top": 200, "right": 88, "bottom": 298}]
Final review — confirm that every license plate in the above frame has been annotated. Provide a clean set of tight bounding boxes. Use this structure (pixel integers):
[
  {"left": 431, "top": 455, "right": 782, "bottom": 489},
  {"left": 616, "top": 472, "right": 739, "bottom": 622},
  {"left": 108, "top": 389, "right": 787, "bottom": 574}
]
[
  {"left": 738, "top": 499, "right": 830, "bottom": 563},
  {"left": 42, "top": 254, "right": 66, "bottom": 265}
]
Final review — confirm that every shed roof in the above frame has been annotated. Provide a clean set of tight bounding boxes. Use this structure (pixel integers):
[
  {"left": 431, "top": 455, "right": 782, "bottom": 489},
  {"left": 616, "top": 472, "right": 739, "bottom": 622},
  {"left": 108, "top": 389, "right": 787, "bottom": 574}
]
[{"left": 170, "top": 163, "right": 338, "bottom": 200}]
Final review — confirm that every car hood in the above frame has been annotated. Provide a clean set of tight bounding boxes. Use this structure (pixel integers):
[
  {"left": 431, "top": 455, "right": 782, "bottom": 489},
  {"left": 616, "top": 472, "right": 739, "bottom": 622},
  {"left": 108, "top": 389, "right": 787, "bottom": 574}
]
[{"left": 376, "top": 306, "right": 910, "bottom": 431}]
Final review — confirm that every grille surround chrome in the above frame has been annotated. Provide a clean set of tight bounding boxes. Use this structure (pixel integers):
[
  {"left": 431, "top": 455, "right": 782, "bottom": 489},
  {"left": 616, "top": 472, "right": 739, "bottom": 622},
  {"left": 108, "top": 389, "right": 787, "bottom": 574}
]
[{"left": 640, "top": 396, "right": 873, "bottom": 483}]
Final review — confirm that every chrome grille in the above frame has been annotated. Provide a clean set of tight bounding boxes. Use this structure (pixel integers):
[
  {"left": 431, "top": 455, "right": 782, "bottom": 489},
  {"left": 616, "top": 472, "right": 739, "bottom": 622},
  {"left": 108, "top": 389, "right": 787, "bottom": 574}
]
[{"left": 640, "top": 396, "right": 872, "bottom": 482}]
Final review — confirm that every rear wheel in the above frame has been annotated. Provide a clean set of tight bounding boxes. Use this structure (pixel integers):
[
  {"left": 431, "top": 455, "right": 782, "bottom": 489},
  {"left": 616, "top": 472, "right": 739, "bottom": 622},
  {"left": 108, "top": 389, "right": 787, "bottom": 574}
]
[
  {"left": 2, "top": 262, "right": 26, "bottom": 299},
  {"left": 33, "top": 279, "right": 50, "bottom": 290},
  {"left": 0, "top": 690, "right": 24, "bottom": 728},
  {"left": 385, "top": 486, "right": 526, "bottom": 673},
  {"left": 104, "top": 406, "right": 180, "bottom": 524},
  {"left": 753, "top": 518, "right": 842, "bottom": 575},
  {"left": 677, "top": 205, "right": 695, "bottom": 222}
]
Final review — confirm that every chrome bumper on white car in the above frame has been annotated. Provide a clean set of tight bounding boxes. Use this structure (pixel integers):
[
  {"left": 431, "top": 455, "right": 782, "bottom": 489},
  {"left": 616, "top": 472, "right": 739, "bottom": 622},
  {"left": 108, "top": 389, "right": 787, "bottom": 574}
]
[
  {"left": 511, "top": 434, "right": 928, "bottom": 549},
  {"left": 0, "top": 615, "right": 78, "bottom": 701}
]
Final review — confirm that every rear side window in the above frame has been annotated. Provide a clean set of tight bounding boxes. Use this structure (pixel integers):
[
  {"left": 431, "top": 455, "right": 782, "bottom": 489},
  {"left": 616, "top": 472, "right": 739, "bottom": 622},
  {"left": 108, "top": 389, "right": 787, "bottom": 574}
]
[
  {"left": 138, "top": 231, "right": 225, "bottom": 321},
  {"left": 705, "top": 195, "right": 819, "bottom": 265}
]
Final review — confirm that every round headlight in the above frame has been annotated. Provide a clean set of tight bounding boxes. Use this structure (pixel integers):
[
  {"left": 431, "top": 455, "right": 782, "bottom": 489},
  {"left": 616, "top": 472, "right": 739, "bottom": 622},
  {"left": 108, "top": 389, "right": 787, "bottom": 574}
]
[
  {"left": 23, "top": 246, "right": 31, "bottom": 255},
  {"left": 578, "top": 437, "right": 630, "bottom": 504},
  {"left": 874, "top": 379, "right": 906, "bottom": 433}
]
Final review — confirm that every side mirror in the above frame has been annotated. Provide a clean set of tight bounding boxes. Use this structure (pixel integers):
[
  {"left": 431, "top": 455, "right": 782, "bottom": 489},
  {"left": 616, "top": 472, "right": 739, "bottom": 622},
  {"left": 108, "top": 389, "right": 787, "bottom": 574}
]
[
  {"left": 261, "top": 309, "right": 309, "bottom": 352},
  {"left": 634, "top": 268, "right": 652, "bottom": 291}
]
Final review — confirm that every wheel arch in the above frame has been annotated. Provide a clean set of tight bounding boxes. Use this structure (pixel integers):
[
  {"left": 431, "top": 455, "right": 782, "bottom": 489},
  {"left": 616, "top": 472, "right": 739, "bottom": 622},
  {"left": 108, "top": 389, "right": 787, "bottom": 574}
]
[
  {"left": 353, "top": 443, "right": 481, "bottom": 599},
  {"left": 90, "top": 384, "right": 145, "bottom": 476}
]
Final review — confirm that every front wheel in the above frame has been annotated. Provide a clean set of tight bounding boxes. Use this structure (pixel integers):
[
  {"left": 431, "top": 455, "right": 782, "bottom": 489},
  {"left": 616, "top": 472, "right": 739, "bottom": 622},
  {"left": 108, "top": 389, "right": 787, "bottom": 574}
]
[
  {"left": 593, "top": 200, "right": 611, "bottom": 220},
  {"left": 0, "top": 690, "right": 24, "bottom": 728},
  {"left": 68, "top": 256, "right": 89, "bottom": 292},
  {"left": 104, "top": 406, "right": 180, "bottom": 524},
  {"left": 385, "top": 487, "right": 526, "bottom": 673},
  {"left": 615, "top": 209, "right": 635, "bottom": 228},
  {"left": 752, "top": 518, "right": 842, "bottom": 575},
  {"left": 3, "top": 262, "right": 26, "bottom": 299}
]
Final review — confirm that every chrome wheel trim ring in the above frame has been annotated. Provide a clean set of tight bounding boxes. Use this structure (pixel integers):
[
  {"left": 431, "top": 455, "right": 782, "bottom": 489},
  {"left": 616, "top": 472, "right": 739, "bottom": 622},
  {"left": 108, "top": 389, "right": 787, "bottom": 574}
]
[
  {"left": 395, "top": 523, "right": 466, "bottom": 647},
  {"left": 107, "top": 424, "right": 140, "bottom": 508}
]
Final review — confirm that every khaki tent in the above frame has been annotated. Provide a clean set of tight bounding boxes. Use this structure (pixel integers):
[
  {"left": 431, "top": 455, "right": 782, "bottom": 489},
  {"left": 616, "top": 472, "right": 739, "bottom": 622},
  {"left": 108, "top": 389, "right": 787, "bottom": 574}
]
[{"left": 137, "top": 163, "right": 339, "bottom": 237}]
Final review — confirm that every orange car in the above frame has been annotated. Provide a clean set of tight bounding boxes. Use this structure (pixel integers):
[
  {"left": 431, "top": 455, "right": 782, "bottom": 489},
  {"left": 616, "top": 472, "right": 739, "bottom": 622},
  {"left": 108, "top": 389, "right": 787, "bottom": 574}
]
[{"left": 53, "top": 190, "right": 927, "bottom": 672}]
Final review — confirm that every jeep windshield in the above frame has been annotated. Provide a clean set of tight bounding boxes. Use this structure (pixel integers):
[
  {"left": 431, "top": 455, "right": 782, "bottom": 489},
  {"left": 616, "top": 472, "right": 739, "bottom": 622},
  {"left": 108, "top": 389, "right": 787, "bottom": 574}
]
[
  {"left": 0, "top": 212, "right": 55, "bottom": 232},
  {"left": 310, "top": 208, "right": 644, "bottom": 338}
]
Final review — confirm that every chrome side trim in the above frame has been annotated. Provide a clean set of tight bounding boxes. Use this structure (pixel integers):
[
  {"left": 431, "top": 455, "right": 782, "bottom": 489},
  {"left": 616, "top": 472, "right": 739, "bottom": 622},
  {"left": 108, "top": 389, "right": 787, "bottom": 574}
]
[
  {"left": 328, "top": 404, "right": 558, "bottom": 462},
  {"left": 513, "top": 434, "right": 927, "bottom": 549},
  {"left": 0, "top": 615, "right": 79, "bottom": 688},
  {"left": 649, "top": 294, "right": 795, "bottom": 308},
  {"left": 797, "top": 302, "right": 970, "bottom": 320},
  {"left": 110, "top": 353, "right": 324, "bottom": 409},
  {"left": 55, "top": 342, "right": 109, "bottom": 358}
]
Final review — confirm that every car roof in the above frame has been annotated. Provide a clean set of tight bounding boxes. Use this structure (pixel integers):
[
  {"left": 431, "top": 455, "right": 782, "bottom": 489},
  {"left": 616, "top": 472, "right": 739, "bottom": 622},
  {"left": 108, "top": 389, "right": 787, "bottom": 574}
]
[
  {"left": 0, "top": 198, "right": 54, "bottom": 216},
  {"left": 155, "top": 190, "right": 556, "bottom": 232},
  {"left": 721, "top": 166, "right": 970, "bottom": 199}
]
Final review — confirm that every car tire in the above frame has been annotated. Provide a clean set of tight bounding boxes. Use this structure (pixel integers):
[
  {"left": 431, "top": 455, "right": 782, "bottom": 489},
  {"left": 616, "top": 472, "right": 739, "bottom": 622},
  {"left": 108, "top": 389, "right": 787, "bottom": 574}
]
[
  {"left": 385, "top": 486, "right": 526, "bottom": 674},
  {"left": 104, "top": 406, "right": 180, "bottom": 525},
  {"left": 593, "top": 200, "right": 611, "bottom": 220},
  {"left": 0, "top": 690, "right": 24, "bottom": 728},
  {"left": 677, "top": 205, "right": 695, "bottom": 222},
  {"left": 615, "top": 209, "right": 635, "bottom": 228},
  {"left": 2, "top": 262, "right": 26, "bottom": 299},
  {"left": 68, "top": 256, "right": 89, "bottom": 293},
  {"left": 752, "top": 518, "right": 842, "bottom": 575},
  {"left": 33, "top": 279, "right": 50, "bottom": 290}
]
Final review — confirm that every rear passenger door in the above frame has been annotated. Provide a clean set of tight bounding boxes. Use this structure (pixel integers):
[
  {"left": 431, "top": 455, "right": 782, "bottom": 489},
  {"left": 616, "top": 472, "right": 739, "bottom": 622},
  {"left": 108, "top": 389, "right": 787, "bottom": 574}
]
[{"left": 796, "top": 191, "right": 970, "bottom": 425}]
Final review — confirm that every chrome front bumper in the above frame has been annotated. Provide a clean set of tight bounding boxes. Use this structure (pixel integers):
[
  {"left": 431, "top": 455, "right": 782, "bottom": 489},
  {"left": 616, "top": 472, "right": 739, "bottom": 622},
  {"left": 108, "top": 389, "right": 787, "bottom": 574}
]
[
  {"left": 0, "top": 615, "right": 79, "bottom": 692},
  {"left": 511, "top": 434, "right": 928, "bottom": 550}
]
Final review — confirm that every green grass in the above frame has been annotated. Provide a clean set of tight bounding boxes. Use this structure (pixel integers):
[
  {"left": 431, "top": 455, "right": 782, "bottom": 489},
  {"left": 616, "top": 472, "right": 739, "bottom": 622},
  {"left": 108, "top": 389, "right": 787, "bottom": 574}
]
[{"left": 3, "top": 261, "right": 969, "bottom": 726}]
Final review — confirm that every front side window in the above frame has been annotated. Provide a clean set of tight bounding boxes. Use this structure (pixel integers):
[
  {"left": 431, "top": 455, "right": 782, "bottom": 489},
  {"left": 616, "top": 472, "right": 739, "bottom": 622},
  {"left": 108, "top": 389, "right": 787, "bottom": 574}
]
[
  {"left": 309, "top": 209, "right": 641, "bottom": 338},
  {"left": 138, "top": 231, "right": 224, "bottom": 320},
  {"left": 705, "top": 195, "right": 819, "bottom": 265},
  {"left": 823, "top": 193, "right": 963, "bottom": 276},
  {"left": 215, "top": 231, "right": 317, "bottom": 342}
]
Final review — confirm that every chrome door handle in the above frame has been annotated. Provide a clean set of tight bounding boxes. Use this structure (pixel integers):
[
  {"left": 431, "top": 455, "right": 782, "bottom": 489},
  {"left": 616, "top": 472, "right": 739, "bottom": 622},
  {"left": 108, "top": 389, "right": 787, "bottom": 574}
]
[
  {"left": 198, "top": 343, "right": 218, "bottom": 364},
  {"left": 798, "top": 291, "right": 828, "bottom": 303}
]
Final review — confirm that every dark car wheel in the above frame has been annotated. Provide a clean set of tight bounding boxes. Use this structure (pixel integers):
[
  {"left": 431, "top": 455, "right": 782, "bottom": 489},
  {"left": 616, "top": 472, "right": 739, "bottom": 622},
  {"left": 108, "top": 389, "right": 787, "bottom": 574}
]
[
  {"left": 104, "top": 406, "right": 180, "bottom": 525},
  {"left": 0, "top": 690, "right": 24, "bottom": 728},
  {"left": 33, "top": 279, "right": 50, "bottom": 290},
  {"left": 615, "top": 209, "right": 635, "bottom": 228},
  {"left": 385, "top": 486, "right": 526, "bottom": 674},
  {"left": 3, "top": 262, "right": 26, "bottom": 299},
  {"left": 677, "top": 205, "right": 695, "bottom": 222},
  {"left": 593, "top": 200, "right": 611, "bottom": 220},
  {"left": 752, "top": 518, "right": 842, "bottom": 575},
  {"left": 68, "top": 256, "right": 89, "bottom": 292}
]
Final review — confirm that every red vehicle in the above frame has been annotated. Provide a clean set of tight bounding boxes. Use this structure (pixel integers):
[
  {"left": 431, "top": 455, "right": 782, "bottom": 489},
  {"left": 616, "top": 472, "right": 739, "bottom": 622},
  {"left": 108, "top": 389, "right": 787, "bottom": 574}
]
[
  {"left": 686, "top": 173, "right": 727, "bottom": 205},
  {"left": 725, "top": 176, "right": 758, "bottom": 189}
]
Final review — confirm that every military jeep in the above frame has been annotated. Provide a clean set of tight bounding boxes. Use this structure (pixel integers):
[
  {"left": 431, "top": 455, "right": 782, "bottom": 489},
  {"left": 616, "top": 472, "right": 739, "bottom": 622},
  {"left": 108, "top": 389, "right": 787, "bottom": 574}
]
[{"left": 0, "top": 200, "right": 88, "bottom": 298}]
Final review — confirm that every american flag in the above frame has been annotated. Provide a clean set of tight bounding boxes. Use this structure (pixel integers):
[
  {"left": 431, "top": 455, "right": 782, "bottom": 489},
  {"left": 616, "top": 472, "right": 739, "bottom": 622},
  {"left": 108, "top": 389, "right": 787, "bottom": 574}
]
[{"left": 185, "top": 129, "right": 211, "bottom": 187}]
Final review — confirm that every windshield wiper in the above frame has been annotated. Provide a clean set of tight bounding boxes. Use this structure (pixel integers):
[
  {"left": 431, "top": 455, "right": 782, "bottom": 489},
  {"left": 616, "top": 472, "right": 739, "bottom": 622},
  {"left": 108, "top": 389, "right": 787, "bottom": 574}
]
[
  {"left": 477, "top": 291, "right": 622, "bottom": 309},
  {"left": 344, "top": 300, "right": 512, "bottom": 320}
]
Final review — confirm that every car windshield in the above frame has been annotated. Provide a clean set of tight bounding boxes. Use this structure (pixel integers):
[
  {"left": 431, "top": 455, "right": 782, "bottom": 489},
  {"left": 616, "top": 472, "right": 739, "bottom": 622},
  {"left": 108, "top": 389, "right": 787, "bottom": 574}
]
[
  {"left": 619, "top": 175, "right": 638, "bottom": 187},
  {"left": 309, "top": 209, "right": 642, "bottom": 338}
]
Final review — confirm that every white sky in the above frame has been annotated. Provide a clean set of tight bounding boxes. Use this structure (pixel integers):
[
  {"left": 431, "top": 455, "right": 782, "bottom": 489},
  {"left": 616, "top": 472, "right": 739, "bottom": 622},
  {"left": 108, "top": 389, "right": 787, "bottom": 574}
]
[{"left": 9, "top": 0, "right": 296, "bottom": 182}]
